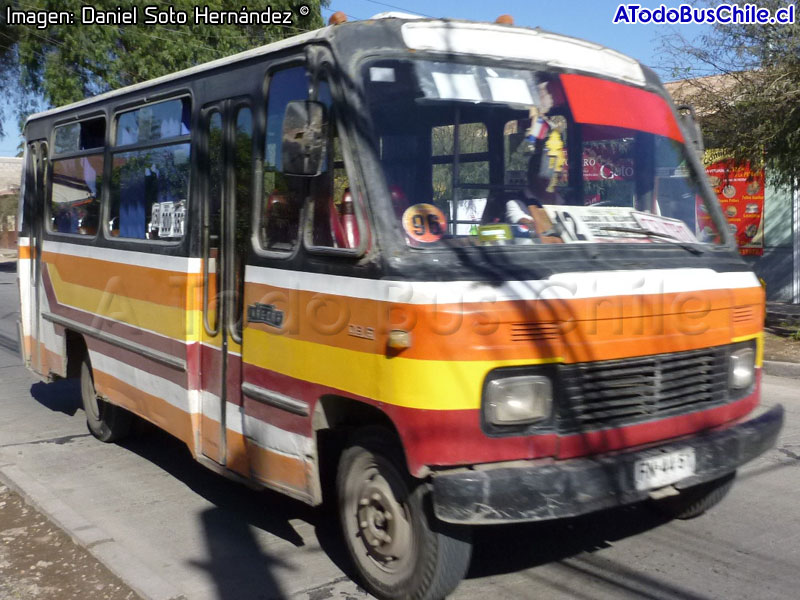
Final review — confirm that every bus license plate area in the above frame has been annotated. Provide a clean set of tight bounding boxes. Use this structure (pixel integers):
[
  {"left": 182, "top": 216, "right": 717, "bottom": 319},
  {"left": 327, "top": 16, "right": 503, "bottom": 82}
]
[{"left": 634, "top": 448, "right": 696, "bottom": 491}]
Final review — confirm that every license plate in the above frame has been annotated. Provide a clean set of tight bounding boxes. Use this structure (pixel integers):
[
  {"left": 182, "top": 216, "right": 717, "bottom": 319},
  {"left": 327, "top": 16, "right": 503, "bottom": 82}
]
[{"left": 634, "top": 448, "right": 696, "bottom": 491}]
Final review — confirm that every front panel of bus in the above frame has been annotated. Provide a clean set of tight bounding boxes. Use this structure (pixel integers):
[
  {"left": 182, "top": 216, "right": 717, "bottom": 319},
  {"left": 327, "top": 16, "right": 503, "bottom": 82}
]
[{"left": 339, "top": 44, "right": 766, "bottom": 477}]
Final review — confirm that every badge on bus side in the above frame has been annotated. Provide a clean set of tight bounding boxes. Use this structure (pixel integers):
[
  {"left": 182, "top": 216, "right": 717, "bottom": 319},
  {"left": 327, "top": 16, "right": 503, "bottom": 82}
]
[{"left": 247, "top": 303, "right": 285, "bottom": 329}]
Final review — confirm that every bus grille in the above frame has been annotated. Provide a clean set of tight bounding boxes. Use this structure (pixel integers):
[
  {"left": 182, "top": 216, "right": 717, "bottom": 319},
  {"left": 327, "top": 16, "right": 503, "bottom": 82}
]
[{"left": 558, "top": 347, "right": 729, "bottom": 432}]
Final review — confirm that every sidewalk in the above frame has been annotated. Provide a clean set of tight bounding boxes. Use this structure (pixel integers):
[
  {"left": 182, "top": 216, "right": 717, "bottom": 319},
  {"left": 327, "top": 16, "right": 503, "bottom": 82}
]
[{"left": 0, "top": 482, "right": 142, "bottom": 600}]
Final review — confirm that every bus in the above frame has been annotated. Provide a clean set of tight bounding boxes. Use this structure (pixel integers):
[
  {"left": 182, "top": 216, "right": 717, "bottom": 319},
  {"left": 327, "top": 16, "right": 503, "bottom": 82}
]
[{"left": 17, "top": 12, "right": 784, "bottom": 600}]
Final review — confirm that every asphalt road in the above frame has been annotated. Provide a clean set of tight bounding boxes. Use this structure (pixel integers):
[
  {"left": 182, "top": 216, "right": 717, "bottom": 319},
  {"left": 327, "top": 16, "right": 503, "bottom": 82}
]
[{"left": 1, "top": 260, "right": 799, "bottom": 600}]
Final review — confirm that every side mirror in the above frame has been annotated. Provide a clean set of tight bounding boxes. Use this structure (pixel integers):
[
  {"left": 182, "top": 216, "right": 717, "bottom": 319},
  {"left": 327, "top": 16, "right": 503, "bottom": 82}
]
[
  {"left": 282, "top": 100, "right": 328, "bottom": 176},
  {"left": 676, "top": 104, "right": 704, "bottom": 158}
]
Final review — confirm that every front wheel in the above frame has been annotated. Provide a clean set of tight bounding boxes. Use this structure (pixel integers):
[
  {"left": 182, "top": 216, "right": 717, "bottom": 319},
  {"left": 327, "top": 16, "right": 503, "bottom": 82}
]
[
  {"left": 80, "top": 354, "right": 132, "bottom": 443},
  {"left": 651, "top": 471, "right": 736, "bottom": 520},
  {"left": 337, "top": 429, "right": 472, "bottom": 600}
]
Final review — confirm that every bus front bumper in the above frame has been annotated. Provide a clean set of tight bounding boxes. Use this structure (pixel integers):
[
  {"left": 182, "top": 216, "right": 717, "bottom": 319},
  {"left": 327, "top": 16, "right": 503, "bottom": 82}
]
[{"left": 432, "top": 404, "right": 784, "bottom": 525}]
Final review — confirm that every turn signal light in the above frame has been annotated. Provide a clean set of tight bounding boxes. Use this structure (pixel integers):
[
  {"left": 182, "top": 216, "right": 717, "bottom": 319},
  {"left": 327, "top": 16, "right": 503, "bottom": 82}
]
[{"left": 387, "top": 330, "right": 412, "bottom": 350}]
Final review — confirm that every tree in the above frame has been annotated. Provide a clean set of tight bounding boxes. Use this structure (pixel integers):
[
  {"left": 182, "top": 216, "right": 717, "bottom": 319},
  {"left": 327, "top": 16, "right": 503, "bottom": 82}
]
[
  {"left": 0, "top": 0, "right": 326, "bottom": 140},
  {"left": 658, "top": 0, "right": 800, "bottom": 186}
]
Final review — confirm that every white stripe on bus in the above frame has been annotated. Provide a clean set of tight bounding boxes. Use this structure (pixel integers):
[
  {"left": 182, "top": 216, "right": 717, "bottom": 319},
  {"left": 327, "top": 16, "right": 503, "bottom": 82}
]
[
  {"left": 200, "top": 394, "right": 311, "bottom": 460},
  {"left": 90, "top": 351, "right": 191, "bottom": 413},
  {"left": 245, "top": 266, "right": 760, "bottom": 305},
  {"left": 42, "top": 240, "right": 201, "bottom": 273}
]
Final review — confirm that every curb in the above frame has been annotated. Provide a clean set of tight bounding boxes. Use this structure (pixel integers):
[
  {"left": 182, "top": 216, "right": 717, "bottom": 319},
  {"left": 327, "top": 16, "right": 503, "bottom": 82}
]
[
  {"left": 0, "top": 462, "right": 185, "bottom": 600},
  {"left": 763, "top": 360, "right": 800, "bottom": 379}
]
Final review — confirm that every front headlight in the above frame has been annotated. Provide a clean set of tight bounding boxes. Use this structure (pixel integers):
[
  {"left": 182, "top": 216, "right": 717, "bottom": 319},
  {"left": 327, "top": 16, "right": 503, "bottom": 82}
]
[
  {"left": 485, "top": 375, "right": 553, "bottom": 425},
  {"left": 729, "top": 344, "right": 756, "bottom": 390}
]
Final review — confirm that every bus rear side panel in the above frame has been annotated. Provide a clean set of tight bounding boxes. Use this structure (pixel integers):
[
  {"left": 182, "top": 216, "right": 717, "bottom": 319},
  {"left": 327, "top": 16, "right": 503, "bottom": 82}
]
[{"left": 38, "top": 240, "right": 202, "bottom": 449}]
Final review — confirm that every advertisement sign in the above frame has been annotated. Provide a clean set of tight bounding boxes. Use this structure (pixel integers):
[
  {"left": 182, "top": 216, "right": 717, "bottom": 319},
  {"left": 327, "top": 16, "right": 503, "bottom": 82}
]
[
  {"left": 701, "top": 160, "right": 764, "bottom": 256},
  {"left": 583, "top": 156, "right": 634, "bottom": 181}
]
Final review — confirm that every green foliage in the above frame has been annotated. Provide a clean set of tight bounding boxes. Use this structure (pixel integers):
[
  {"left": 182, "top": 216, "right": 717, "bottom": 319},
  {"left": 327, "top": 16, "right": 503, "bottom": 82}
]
[
  {"left": 658, "top": 0, "right": 800, "bottom": 187},
  {"left": 1, "top": 0, "right": 326, "bottom": 138}
]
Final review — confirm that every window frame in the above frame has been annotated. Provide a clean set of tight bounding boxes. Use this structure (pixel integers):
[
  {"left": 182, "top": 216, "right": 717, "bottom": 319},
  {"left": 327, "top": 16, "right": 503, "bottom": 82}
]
[
  {"left": 103, "top": 92, "right": 193, "bottom": 246},
  {"left": 228, "top": 100, "right": 256, "bottom": 343},
  {"left": 253, "top": 59, "right": 310, "bottom": 260},
  {"left": 45, "top": 113, "right": 108, "bottom": 240},
  {"left": 302, "top": 65, "right": 371, "bottom": 258}
]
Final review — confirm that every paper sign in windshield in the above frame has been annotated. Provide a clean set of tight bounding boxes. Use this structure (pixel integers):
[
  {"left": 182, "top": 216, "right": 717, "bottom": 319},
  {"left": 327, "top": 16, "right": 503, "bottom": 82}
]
[
  {"left": 431, "top": 72, "right": 481, "bottom": 101},
  {"left": 402, "top": 203, "right": 448, "bottom": 243},
  {"left": 632, "top": 211, "right": 697, "bottom": 242},
  {"left": 543, "top": 205, "right": 696, "bottom": 244},
  {"left": 486, "top": 77, "right": 534, "bottom": 105},
  {"left": 544, "top": 205, "right": 642, "bottom": 242}
]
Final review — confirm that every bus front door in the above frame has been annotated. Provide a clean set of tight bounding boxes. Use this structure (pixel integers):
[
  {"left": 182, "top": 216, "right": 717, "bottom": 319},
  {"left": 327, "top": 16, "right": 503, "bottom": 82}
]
[{"left": 199, "top": 104, "right": 252, "bottom": 474}]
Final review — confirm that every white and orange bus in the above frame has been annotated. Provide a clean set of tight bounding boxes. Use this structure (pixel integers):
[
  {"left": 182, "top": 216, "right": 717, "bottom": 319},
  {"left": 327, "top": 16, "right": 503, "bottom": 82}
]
[{"left": 17, "top": 12, "right": 783, "bottom": 600}]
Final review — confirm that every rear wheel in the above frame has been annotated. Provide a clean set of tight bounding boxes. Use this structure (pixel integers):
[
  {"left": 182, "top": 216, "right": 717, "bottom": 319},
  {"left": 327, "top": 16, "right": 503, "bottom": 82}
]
[
  {"left": 652, "top": 471, "right": 736, "bottom": 520},
  {"left": 337, "top": 428, "right": 472, "bottom": 600},
  {"left": 80, "top": 354, "right": 132, "bottom": 443}
]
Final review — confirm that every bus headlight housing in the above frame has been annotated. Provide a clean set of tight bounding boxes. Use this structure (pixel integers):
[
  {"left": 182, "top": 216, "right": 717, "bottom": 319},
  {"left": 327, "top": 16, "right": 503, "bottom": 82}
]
[
  {"left": 729, "top": 343, "right": 756, "bottom": 390},
  {"left": 485, "top": 375, "right": 553, "bottom": 425}
]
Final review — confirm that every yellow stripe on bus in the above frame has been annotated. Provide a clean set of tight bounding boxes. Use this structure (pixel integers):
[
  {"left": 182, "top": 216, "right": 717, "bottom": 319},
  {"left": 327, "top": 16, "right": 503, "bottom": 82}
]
[
  {"left": 48, "top": 264, "right": 204, "bottom": 342},
  {"left": 244, "top": 328, "right": 562, "bottom": 411}
]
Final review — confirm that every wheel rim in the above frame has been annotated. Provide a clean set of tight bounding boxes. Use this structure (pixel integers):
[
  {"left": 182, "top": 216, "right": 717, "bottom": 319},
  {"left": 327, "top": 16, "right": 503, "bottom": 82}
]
[{"left": 346, "top": 455, "right": 415, "bottom": 579}]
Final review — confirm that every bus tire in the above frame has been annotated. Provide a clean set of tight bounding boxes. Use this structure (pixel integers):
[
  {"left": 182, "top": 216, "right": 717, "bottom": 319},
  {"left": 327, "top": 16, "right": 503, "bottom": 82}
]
[
  {"left": 337, "top": 428, "right": 472, "bottom": 600},
  {"left": 651, "top": 471, "right": 736, "bottom": 520},
  {"left": 80, "top": 355, "right": 132, "bottom": 443}
]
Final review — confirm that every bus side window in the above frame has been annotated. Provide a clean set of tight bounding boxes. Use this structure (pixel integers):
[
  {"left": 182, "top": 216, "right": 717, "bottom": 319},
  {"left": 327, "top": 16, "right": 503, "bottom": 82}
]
[
  {"left": 109, "top": 98, "right": 191, "bottom": 240},
  {"left": 261, "top": 66, "right": 308, "bottom": 252},
  {"left": 49, "top": 118, "right": 105, "bottom": 236},
  {"left": 308, "top": 78, "right": 364, "bottom": 251},
  {"left": 50, "top": 156, "right": 103, "bottom": 236}
]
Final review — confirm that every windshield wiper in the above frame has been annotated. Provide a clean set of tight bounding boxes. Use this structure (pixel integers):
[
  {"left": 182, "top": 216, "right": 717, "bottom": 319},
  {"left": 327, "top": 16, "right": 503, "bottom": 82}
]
[{"left": 598, "top": 226, "right": 704, "bottom": 255}]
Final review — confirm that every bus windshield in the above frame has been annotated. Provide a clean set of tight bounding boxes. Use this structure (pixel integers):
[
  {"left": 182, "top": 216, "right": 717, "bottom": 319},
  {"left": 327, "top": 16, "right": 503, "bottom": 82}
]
[{"left": 362, "top": 58, "right": 726, "bottom": 249}]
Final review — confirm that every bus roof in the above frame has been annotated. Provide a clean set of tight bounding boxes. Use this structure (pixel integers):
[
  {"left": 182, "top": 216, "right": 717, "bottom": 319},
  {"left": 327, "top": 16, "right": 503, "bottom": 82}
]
[{"left": 25, "top": 15, "right": 647, "bottom": 126}]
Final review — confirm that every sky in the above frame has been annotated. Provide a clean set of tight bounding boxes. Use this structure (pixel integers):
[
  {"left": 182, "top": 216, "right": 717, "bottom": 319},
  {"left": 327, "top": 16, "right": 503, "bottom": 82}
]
[{"left": 0, "top": 0, "right": 711, "bottom": 156}]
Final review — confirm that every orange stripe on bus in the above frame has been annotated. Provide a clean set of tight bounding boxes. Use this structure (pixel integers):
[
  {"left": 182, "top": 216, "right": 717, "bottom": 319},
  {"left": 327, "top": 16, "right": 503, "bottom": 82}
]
[
  {"left": 42, "top": 252, "right": 201, "bottom": 309},
  {"left": 244, "top": 283, "right": 764, "bottom": 363},
  {"left": 199, "top": 416, "right": 301, "bottom": 486},
  {"left": 93, "top": 370, "right": 194, "bottom": 447},
  {"left": 247, "top": 442, "right": 310, "bottom": 493}
]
